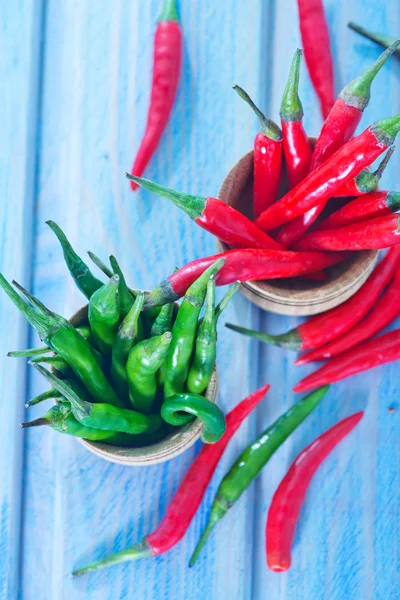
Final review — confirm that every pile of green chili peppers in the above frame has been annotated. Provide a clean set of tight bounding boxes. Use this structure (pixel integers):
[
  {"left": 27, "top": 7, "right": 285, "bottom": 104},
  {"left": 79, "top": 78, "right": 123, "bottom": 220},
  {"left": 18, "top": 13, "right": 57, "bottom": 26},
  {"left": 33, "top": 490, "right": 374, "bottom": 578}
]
[{"left": 2, "top": 222, "right": 240, "bottom": 447}]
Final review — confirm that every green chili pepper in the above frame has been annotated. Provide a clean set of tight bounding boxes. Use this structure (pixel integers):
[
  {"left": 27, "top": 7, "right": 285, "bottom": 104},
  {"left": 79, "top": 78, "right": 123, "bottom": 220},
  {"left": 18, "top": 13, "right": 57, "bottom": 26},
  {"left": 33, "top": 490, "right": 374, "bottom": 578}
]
[
  {"left": 25, "top": 388, "right": 62, "bottom": 407},
  {"left": 47, "top": 221, "right": 103, "bottom": 299},
  {"left": 20, "top": 404, "right": 137, "bottom": 445},
  {"left": 30, "top": 355, "right": 71, "bottom": 376},
  {"left": 109, "top": 255, "right": 135, "bottom": 317},
  {"left": 0, "top": 274, "right": 124, "bottom": 408},
  {"left": 22, "top": 403, "right": 168, "bottom": 447},
  {"left": 111, "top": 292, "right": 145, "bottom": 399},
  {"left": 150, "top": 302, "right": 174, "bottom": 337},
  {"left": 161, "top": 393, "right": 226, "bottom": 443},
  {"left": 150, "top": 302, "right": 175, "bottom": 386},
  {"left": 164, "top": 258, "right": 225, "bottom": 398},
  {"left": 88, "top": 275, "right": 121, "bottom": 354},
  {"left": 187, "top": 277, "right": 217, "bottom": 395},
  {"left": 33, "top": 364, "right": 162, "bottom": 434},
  {"left": 13, "top": 282, "right": 107, "bottom": 370},
  {"left": 189, "top": 385, "right": 329, "bottom": 566},
  {"left": 127, "top": 332, "right": 172, "bottom": 414},
  {"left": 87, "top": 251, "right": 113, "bottom": 278}
]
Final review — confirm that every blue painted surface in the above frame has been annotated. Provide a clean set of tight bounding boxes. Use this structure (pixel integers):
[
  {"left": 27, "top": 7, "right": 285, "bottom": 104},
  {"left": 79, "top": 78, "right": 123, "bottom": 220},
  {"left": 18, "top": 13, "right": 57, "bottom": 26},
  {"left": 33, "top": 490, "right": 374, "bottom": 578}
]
[{"left": 0, "top": 0, "right": 399, "bottom": 598}]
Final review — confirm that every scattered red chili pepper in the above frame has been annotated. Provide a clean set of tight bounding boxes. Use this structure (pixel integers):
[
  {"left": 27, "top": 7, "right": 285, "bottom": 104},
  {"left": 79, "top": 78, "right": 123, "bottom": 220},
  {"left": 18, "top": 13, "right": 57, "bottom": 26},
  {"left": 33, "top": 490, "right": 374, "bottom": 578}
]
[
  {"left": 333, "top": 146, "right": 394, "bottom": 197},
  {"left": 144, "top": 249, "right": 349, "bottom": 308},
  {"left": 316, "top": 190, "right": 400, "bottom": 231},
  {"left": 130, "top": 0, "right": 182, "bottom": 190},
  {"left": 297, "top": 0, "right": 335, "bottom": 119},
  {"left": 277, "top": 42, "right": 400, "bottom": 247},
  {"left": 225, "top": 246, "right": 400, "bottom": 351},
  {"left": 72, "top": 385, "right": 270, "bottom": 575},
  {"left": 127, "top": 174, "right": 283, "bottom": 251},
  {"left": 255, "top": 115, "right": 400, "bottom": 233},
  {"left": 280, "top": 49, "right": 312, "bottom": 189},
  {"left": 294, "top": 329, "right": 400, "bottom": 392},
  {"left": 233, "top": 85, "right": 282, "bottom": 218},
  {"left": 266, "top": 412, "right": 363, "bottom": 572},
  {"left": 296, "top": 263, "right": 400, "bottom": 364},
  {"left": 295, "top": 213, "right": 400, "bottom": 251}
]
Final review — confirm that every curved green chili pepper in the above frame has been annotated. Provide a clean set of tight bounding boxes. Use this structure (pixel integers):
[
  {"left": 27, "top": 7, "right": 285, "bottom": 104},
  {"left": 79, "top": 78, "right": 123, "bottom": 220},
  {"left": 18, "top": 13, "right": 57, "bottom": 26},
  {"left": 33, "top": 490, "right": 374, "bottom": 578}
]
[
  {"left": 161, "top": 393, "right": 226, "bottom": 443},
  {"left": 164, "top": 258, "right": 225, "bottom": 398},
  {"left": 30, "top": 355, "right": 71, "bottom": 376},
  {"left": 109, "top": 255, "right": 135, "bottom": 318},
  {"left": 111, "top": 292, "right": 145, "bottom": 399},
  {"left": 32, "top": 363, "right": 162, "bottom": 434},
  {"left": 189, "top": 385, "right": 329, "bottom": 566},
  {"left": 21, "top": 404, "right": 168, "bottom": 447},
  {"left": 88, "top": 275, "right": 121, "bottom": 354},
  {"left": 0, "top": 274, "right": 124, "bottom": 408},
  {"left": 187, "top": 277, "right": 217, "bottom": 395},
  {"left": 47, "top": 221, "right": 103, "bottom": 299},
  {"left": 150, "top": 301, "right": 175, "bottom": 385},
  {"left": 87, "top": 251, "right": 113, "bottom": 278},
  {"left": 150, "top": 302, "right": 174, "bottom": 337},
  {"left": 127, "top": 332, "right": 172, "bottom": 414}
]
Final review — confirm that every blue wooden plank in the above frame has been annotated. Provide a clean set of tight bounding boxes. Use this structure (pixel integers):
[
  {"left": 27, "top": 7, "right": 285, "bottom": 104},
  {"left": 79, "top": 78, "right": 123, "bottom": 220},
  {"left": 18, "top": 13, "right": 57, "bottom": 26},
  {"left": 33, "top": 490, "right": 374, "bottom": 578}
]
[
  {"left": 19, "top": 1, "right": 268, "bottom": 599},
  {"left": 0, "top": 1, "right": 44, "bottom": 598},
  {"left": 251, "top": 1, "right": 400, "bottom": 599}
]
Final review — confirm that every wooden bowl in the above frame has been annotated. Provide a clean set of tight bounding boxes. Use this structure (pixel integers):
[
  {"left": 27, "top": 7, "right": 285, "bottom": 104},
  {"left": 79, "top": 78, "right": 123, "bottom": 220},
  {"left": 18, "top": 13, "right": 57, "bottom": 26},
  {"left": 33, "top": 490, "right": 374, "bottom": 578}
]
[
  {"left": 69, "top": 306, "right": 218, "bottom": 466},
  {"left": 217, "top": 145, "right": 378, "bottom": 316}
]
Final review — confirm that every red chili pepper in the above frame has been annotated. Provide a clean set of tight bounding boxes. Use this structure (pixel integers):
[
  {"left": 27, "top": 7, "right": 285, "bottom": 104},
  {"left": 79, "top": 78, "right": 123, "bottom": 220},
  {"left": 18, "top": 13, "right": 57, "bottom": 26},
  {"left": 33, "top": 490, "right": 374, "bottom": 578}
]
[
  {"left": 130, "top": 0, "right": 182, "bottom": 191},
  {"left": 255, "top": 115, "right": 400, "bottom": 233},
  {"left": 294, "top": 328, "right": 400, "bottom": 392},
  {"left": 295, "top": 213, "right": 400, "bottom": 251},
  {"left": 277, "top": 42, "right": 400, "bottom": 247},
  {"left": 127, "top": 174, "right": 283, "bottom": 251},
  {"left": 233, "top": 85, "right": 282, "bottom": 217},
  {"left": 266, "top": 412, "right": 363, "bottom": 572},
  {"left": 280, "top": 49, "right": 312, "bottom": 190},
  {"left": 333, "top": 146, "right": 394, "bottom": 197},
  {"left": 72, "top": 385, "right": 270, "bottom": 575},
  {"left": 297, "top": 0, "right": 335, "bottom": 119},
  {"left": 225, "top": 246, "right": 400, "bottom": 351},
  {"left": 144, "top": 249, "right": 349, "bottom": 308},
  {"left": 316, "top": 190, "right": 400, "bottom": 231},
  {"left": 296, "top": 264, "right": 400, "bottom": 364}
]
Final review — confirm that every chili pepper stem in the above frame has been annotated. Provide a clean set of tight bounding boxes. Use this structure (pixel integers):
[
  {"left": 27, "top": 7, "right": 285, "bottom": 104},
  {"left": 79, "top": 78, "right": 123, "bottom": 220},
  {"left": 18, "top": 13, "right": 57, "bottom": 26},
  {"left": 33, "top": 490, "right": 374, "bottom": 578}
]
[
  {"left": 8, "top": 346, "right": 51, "bottom": 358},
  {"left": 232, "top": 85, "right": 281, "bottom": 140},
  {"left": 0, "top": 273, "right": 58, "bottom": 340},
  {"left": 340, "top": 40, "right": 400, "bottom": 110},
  {"left": 72, "top": 539, "right": 153, "bottom": 576},
  {"left": 189, "top": 497, "right": 227, "bottom": 567},
  {"left": 126, "top": 173, "right": 204, "bottom": 220},
  {"left": 21, "top": 417, "right": 49, "bottom": 428},
  {"left": 280, "top": 49, "right": 303, "bottom": 122},
  {"left": 87, "top": 251, "right": 113, "bottom": 278},
  {"left": 225, "top": 323, "right": 301, "bottom": 350},
  {"left": 158, "top": 0, "right": 179, "bottom": 22},
  {"left": 348, "top": 22, "right": 400, "bottom": 54}
]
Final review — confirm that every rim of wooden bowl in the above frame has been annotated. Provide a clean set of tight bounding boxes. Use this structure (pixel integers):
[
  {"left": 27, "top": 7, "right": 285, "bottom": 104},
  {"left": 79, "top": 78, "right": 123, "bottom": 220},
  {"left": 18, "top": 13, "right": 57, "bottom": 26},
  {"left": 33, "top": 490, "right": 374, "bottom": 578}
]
[
  {"left": 70, "top": 305, "right": 218, "bottom": 466},
  {"left": 217, "top": 146, "right": 379, "bottom": 316}
]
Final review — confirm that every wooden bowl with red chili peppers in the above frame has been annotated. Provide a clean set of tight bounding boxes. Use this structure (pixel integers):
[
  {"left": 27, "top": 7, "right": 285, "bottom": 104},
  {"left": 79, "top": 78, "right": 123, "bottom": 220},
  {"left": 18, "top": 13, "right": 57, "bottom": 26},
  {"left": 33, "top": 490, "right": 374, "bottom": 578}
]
[{"left": 217, "top": 144, "right": 379, "bottom": 316}]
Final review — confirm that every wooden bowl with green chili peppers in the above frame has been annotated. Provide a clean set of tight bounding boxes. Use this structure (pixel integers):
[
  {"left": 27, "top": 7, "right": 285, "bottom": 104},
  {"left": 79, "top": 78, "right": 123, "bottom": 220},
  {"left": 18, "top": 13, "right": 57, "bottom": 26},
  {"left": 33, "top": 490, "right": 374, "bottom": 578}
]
[{"left": 0, "top": 222, "right": 241, "bottom": 467}]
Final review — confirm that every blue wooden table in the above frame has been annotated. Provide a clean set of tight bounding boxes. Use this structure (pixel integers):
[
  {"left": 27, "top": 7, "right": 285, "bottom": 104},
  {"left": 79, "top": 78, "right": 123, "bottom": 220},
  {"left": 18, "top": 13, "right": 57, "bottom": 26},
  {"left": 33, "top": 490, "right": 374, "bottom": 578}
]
[{"left": 1, "top": 1, "right": 400, "bottom": 598}]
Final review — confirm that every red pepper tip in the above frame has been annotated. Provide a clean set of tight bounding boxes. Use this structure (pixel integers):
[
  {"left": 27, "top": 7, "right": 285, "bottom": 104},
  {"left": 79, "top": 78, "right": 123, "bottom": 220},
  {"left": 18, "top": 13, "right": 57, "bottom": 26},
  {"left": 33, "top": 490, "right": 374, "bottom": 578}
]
[{"left": 267, "top": 556, "right": 291, "bottom": 572}]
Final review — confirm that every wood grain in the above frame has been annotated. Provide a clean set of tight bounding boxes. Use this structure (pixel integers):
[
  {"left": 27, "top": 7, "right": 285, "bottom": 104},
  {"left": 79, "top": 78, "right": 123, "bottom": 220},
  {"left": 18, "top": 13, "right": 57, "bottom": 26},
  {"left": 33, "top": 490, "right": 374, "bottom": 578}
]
[{"left": 1, "top": 0, "right": 399, "bottom": 598}]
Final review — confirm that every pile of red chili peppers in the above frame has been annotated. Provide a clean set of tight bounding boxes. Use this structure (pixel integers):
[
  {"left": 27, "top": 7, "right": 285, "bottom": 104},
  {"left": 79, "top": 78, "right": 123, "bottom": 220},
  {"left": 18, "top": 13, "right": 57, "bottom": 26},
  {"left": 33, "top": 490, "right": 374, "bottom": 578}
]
[{"left": 7, "top": 0, "right": 400, "bottom": 581}]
